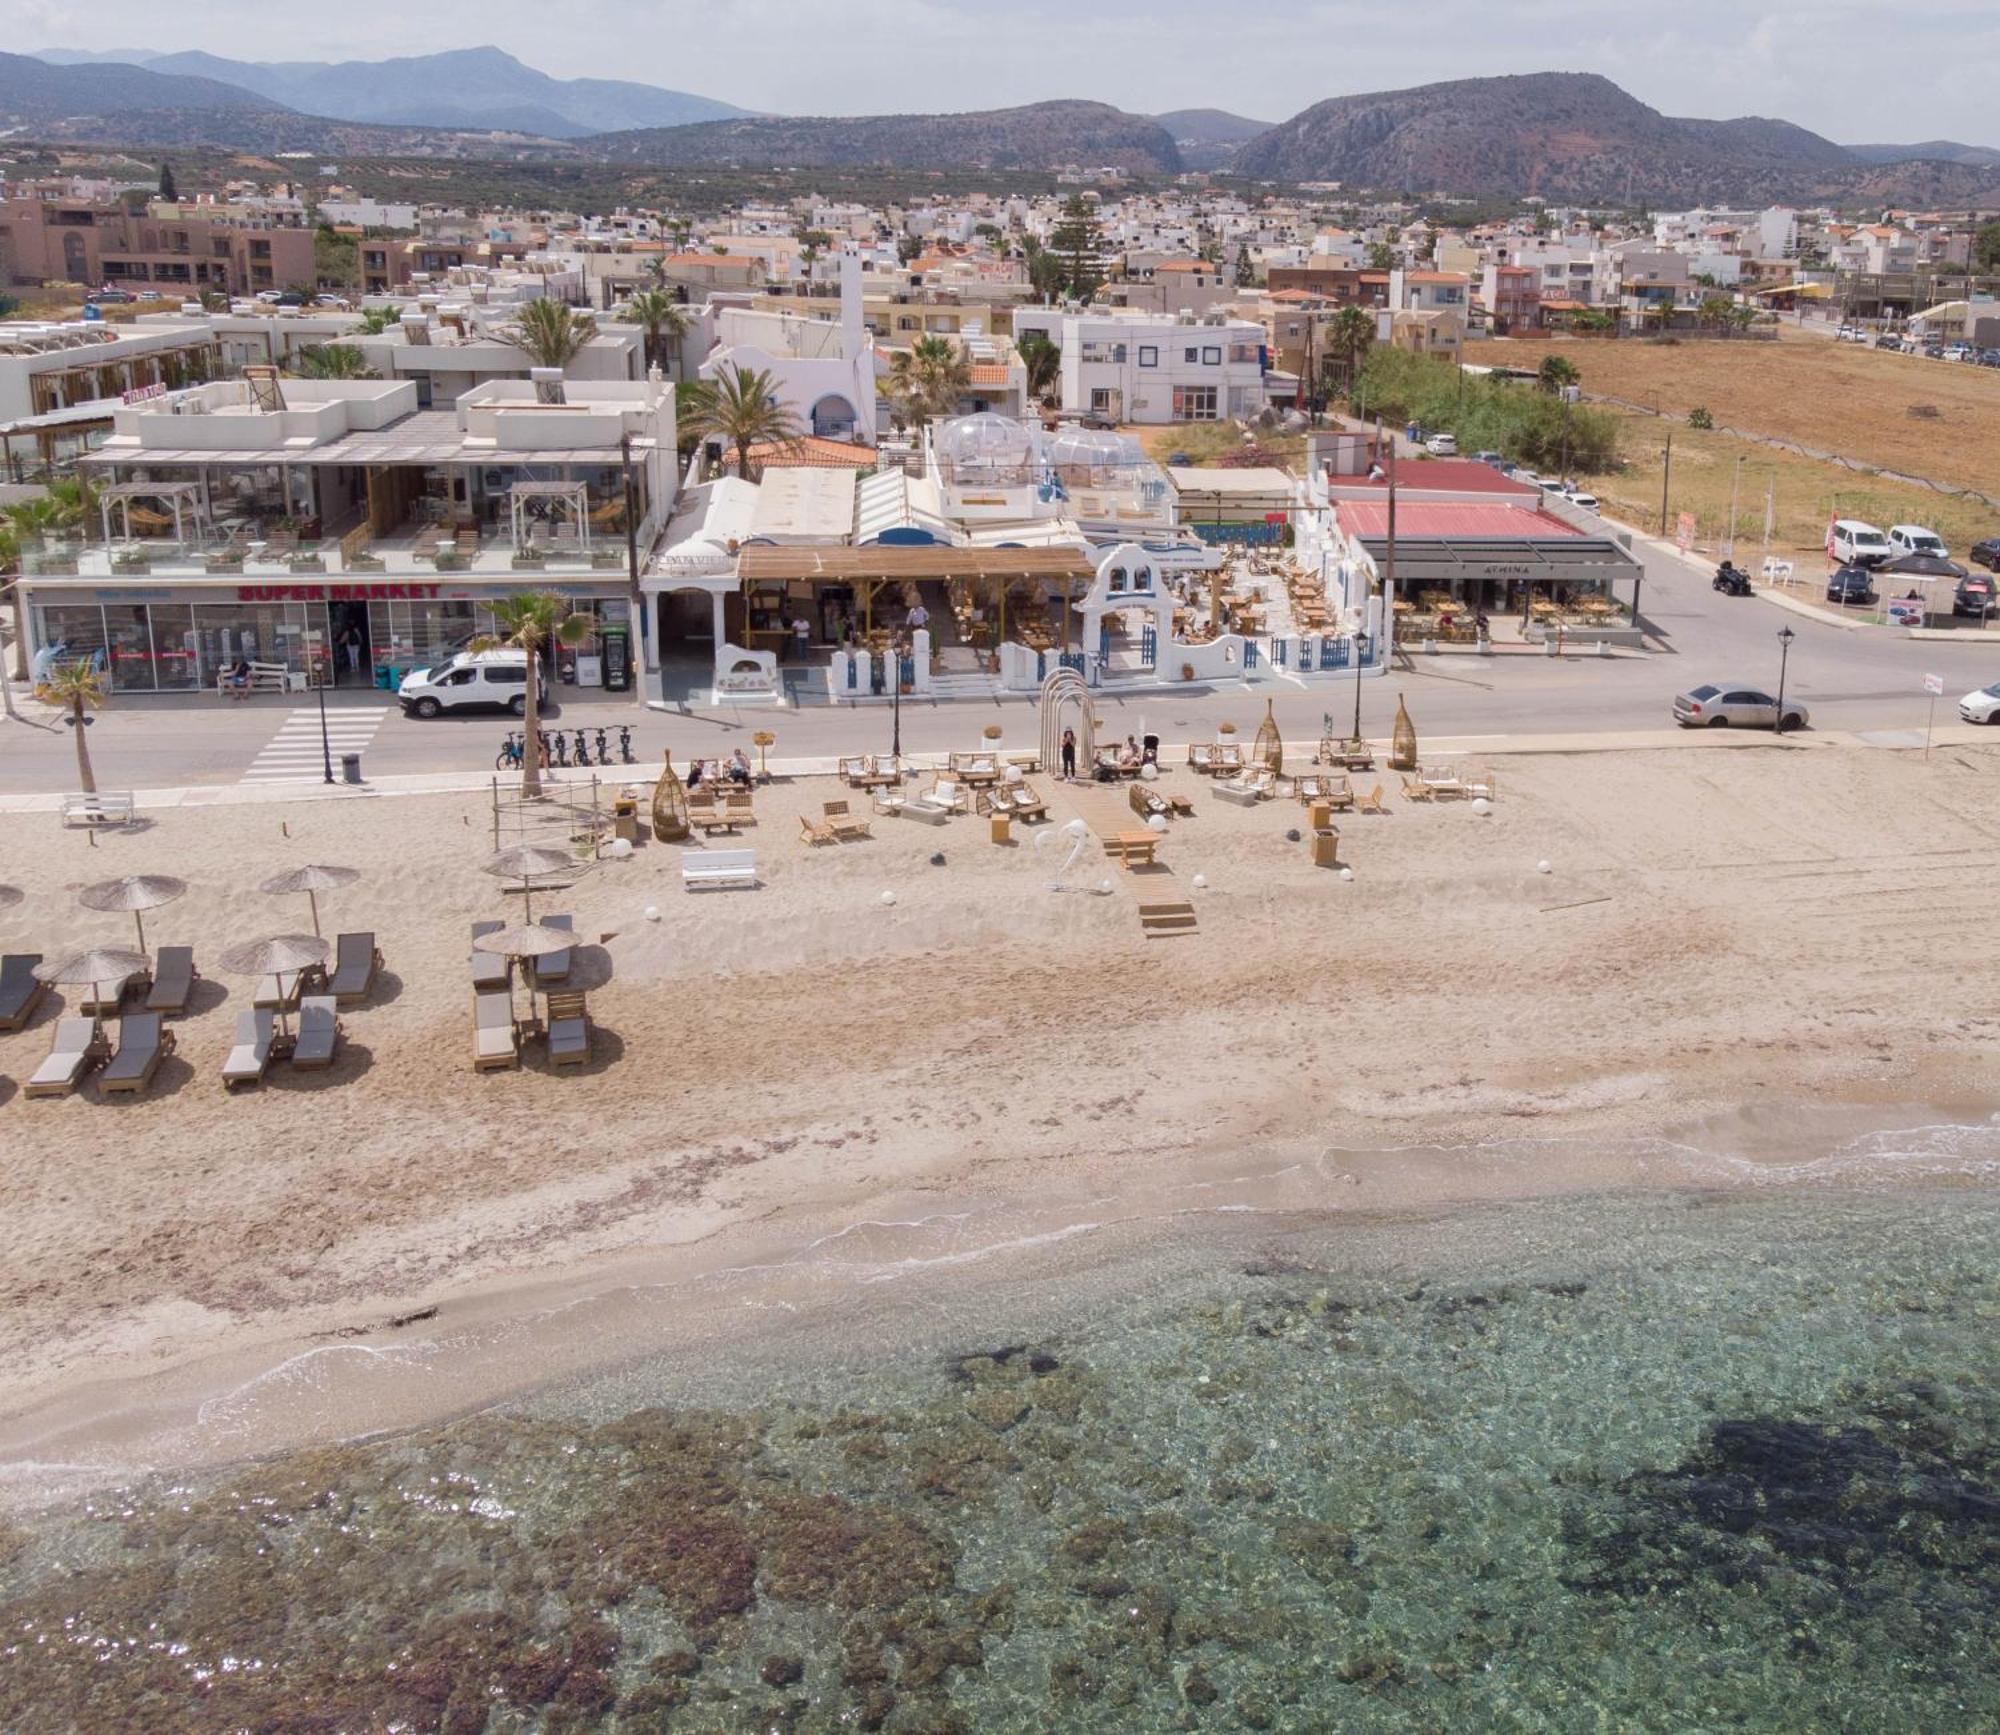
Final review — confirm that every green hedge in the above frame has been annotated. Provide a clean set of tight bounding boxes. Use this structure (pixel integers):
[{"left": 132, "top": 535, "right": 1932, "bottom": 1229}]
[{"left": 1349, "top": 349, "right": 1621, "bottom": 474}]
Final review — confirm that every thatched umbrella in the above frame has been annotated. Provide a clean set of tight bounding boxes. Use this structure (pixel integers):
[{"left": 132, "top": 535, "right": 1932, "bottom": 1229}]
[
  {"left": 483, "top": 843, "right": 577, "bottom": 922},
  {"left": 472, "top": 920, "right": 576, "bottom": 1031},
  {"left": 34, "top": 946, "right": 150, "bottom": 1036},
  {"left": 217, "top": 933, "right": 330, "bottom": 1041},
  {"left": 258, "top": 863, "right": 360, "bottom": 938},
  {"left": 0, "top": 885, "right": 22, "bottom": 911},
  {"left": 76, "top": 873, "right": 187, "bottom": 953}
]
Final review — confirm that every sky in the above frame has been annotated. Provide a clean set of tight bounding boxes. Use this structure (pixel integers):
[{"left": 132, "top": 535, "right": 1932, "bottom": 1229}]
[{"left": 12, "top": 0, "right": 1999, "bottom": 147}]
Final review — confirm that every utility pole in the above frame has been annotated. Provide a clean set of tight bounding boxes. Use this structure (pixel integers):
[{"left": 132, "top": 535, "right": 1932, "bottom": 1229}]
[
  {"left": 621, "top": 431, "right": 653, "bottom": 678},
  {"left": 1360, "top": 420, "right": 1395, "bottom": 742},
  {"left": 1659, "top": 429, "right": 1674, "bottom": 536},
  {"left": 1726, "top": 454, "right": 1744, "bottom": 560}
]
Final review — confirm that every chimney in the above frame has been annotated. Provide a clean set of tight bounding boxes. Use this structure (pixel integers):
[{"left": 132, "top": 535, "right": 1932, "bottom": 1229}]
[
  {"left": 839, "top": 246, "right": 864, "bottom": 357},
  {"left": 531, "top": 366, "right": 566, "bottom": 404}
]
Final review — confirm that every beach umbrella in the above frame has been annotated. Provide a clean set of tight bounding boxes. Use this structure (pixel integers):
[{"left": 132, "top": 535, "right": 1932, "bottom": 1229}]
[
  {"left": 217, "top": 933, "right": 330, "bottom": 1041},
  {"left": 34, "top": 946, "right": 150, "bottom": 1036},
  {"left": 482, "top": 843, "right": 577, "bottom": 922},
  {"left": 472, "top": 920, "right": 576, "bottom": 1029},
  {"left": 76, "top": 873, "right": 187, "bottom": 953},
  {"left": 257, "top": 863, "right": 360, "bottom": 938}
]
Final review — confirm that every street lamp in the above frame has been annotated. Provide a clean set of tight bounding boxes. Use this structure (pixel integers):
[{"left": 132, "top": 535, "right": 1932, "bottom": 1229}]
[
  {"left": 890, "top": 632, "right": 904, "bottom": 761},
  {"left": 1774, "top": 625, "right": 1795, "bottom": 735},
  {"left": 316, "top": 658, "right": 334, "bottom": 784}
]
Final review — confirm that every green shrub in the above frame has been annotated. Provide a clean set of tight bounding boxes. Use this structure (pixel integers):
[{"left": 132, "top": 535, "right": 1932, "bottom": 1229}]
[{"left": 1350, "top": 349, "right": 1620, "bottom": 473}]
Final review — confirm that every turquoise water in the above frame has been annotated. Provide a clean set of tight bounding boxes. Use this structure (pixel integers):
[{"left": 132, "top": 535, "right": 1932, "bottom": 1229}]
[{"left": 1, "top": 1186, "right": 1994, "bottom": 1732}]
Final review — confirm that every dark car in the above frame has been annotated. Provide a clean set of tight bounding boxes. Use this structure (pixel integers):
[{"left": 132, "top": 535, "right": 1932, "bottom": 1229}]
[
  {"left": 1875, "top": 333, "right": 1904, "bottom": 349},
  {"left": 1971, "top": 538, "right": 2000, "bottom": 572},
  {"left": 1826, "top": 565, "right": 1878, "bottom": 607},
  {"left": 1954, "top": 573, "right": 1998, "bottom": 618}
]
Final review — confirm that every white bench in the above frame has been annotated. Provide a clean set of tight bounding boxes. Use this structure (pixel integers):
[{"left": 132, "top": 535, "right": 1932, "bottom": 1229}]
[
  {"left": 216, "top": 660, "right": 292, "bottom": 697},
  {"left": 681, "top": 847, "right": 758, "bottom": 891},
  {"left": 61, "top": 791, "right": 135, "bottom": 828}
]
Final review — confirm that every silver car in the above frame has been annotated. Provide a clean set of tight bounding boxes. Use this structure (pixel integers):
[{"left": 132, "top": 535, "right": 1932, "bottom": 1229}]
[{"left": 1672, "top": 683, "right": 1808, "bottom": 731}]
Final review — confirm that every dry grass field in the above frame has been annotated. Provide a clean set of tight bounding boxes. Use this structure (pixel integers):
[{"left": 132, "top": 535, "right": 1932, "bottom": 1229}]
[{"left": 1468, "top": 331, "right": 2000, "bottom": 559}]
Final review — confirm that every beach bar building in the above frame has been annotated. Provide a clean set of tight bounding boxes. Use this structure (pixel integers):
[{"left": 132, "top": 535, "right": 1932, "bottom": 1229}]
[{"left": 16, "top": 371, "right": 675, "bottom": 693}]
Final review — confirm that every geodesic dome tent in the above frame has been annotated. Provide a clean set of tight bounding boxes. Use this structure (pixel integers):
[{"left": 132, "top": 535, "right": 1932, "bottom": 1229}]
[
  {"left": 935, "top": 413, "right": 1038, "bottom": 484},
  {"left": 1045, "top": 426, "right": 1142, "bottom": 483}
]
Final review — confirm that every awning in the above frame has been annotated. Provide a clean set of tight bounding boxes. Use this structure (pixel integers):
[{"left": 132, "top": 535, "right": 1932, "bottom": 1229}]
[
  {"left": 1356, "top": 536, "right": 1642, "bottom": 585},
  {"left": 736, "top": 546, "right": 1096, "bottom": 584}
]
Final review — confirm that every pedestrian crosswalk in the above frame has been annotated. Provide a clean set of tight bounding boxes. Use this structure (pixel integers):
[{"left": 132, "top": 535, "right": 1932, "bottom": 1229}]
[{"left": 242, "top": 705, "right": 391, "bottom": 783}]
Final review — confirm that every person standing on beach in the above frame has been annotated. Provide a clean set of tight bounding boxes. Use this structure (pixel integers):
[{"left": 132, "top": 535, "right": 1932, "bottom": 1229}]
[{"left": 1060, "top": 727, "right": 1076, "bottom": 780}]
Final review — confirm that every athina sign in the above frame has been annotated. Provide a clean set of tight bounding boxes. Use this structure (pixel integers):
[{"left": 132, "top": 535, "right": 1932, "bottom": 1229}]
[{"left": 236, "top": 583, "right": 446, "bottom": 603}]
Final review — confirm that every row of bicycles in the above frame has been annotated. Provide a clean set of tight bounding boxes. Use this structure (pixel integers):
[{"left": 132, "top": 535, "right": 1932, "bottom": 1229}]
[{"left": 497, "top": 725, "right": 636, "bottom": 771}]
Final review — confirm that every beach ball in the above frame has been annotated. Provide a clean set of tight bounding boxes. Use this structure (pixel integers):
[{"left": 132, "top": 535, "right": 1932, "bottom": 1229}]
[
  {"left": 1471, "top": 798, "right": 1491, "bottom": 816},
  {"left": 1192, "top": 874, "right": 1208, "bottom": 890},
  {"left": 880, "top": 890, "right": 897, "bottom": 907},
  {"left": 643, "top": 904, "right": 661, "bottom": 922},
  {"left": 607, "top": 837, "right": 635, "bottom": 859},
  {"left": 1536, "top": 860, "right": 1552, "bottom": 875},
  {"left": 1146, "top": 814, "right": 1168, "bottom": 833}
]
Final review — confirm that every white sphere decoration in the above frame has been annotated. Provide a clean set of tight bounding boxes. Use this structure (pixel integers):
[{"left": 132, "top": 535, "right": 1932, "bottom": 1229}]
[
  {"left": 1138, "top": 761, "right": 1159, "bottom": 782},
  {"left": 880, "top": 890, "right": 897, "bottom": 907},
  {"left": 643, "top": 904, "right": 661, "bottom": 922},
  {"left": 1146, "top": 813, "right": 1168, "bottom": 833},
  {"left": 1339, "top": 866, "right": 1354, "bottom": 881},
  {"left": 1471, "top": 798, "right": 1492, "bottom": 817},
  {"left": 607, "top": 837, "right": 635, "bottom": 859},
  {"left": 1536, "top": 859, "right": 1553, "bottom": 875},
  {"left": 1192, "top": 873, "right": 1208, "bottom": 890},
  {"left": 1098, "top": 877, "right": 1115, "bottom": 895}
]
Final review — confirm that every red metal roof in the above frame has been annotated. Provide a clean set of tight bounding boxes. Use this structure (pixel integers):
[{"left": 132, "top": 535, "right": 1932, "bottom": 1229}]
[
  {"left": 1334, "top": 459, "right": 1541, "bottom": 498},
  {"left": 1335, "top": 501, "right": 1582, "bottom": 539}
]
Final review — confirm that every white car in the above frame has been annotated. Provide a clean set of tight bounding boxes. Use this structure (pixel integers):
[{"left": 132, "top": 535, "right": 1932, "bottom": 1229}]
[
  {"left": 1564, "top": 489, "right": 1600, "bottom": 512},
  {"left": 1957, "top": 682, "right": 2000, "bottom": 725},
  {"left": 1424, "top": 432, "right": 1458, "bottom": 456},
  {"left": 398, "top": 649, "right": 537, "bottom": 718},
  {"left": 1888, "top": 524, "right": 1948, "bottom": 560}
]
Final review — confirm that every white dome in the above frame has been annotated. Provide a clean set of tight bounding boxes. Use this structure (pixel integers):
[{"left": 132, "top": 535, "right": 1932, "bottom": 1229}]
[
  {"left": 1046, "top": 427, "right": 1139, "bottom": 470},
  {"left": 937, "top": 412, "right": 1035, "bottom": 469}
]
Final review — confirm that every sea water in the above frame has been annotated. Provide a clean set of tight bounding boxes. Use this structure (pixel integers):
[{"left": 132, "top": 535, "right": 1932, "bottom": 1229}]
[{"left": 0, "top": 1183, "right": 1994, "bottom": 1732}]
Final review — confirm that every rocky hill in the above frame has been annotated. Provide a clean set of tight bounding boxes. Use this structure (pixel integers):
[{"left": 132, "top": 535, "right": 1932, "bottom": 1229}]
[
  {"left": 0, "top": 49, "right": 287, "bottom": 123},
  {"left": 1154, "top": 108, "right": 1273, "bottom": 171},
  {"left": 593, "top": 101, "right": 1181, "bottom": 174}
]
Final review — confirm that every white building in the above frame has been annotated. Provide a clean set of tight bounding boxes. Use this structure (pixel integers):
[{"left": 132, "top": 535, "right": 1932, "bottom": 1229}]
[
  {"left": 698, "top": 249, "right": 878, "bottom": 444},
  {"left": 1008, "top": 308, "right": 1268, "bottom": 424}
]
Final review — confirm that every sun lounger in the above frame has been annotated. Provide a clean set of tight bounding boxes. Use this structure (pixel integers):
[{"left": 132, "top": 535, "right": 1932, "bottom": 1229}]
[
  {"left": 292, "top": 996, "right": 342, "bottom": 1070},
  {"left": 530, "top": 915, "right": 573, "bottom": 986},
  {"left": 0, "top": 953, "right": 46, "bottom": 1031},
  {"left": 25, "top": 1017, "right": 103, "bottom": 1098},
  {"left": 328, "top": 932, "right": 382, "bottom": 1007},
  {"left": 79, "top": 973, "right": 137, "bottom": 1017},
  {"left": 101, "top": 1012, "right": 173, "bottom": 1095},
  {"left": 472, "top": 991, "right": 519, "bottom": 1071},
  {"left": 471, "top": 920, "right": 509, "bottom": 990},
  {"left": 822, "top": 799, "right": 871, "bottom": 841},
  {"left": 800, "top": 812, "right": 839, "bottom": 846},
  {"left": 143, "top": 946, "right": 198, "bottom": 1015},
  {"left": 222, "top": 1009, "right": 277, "bottom": 1091},
  {"left": 545, "top": 990, "right": 592, "bottom": 1068},
  {"left": 254, "top": 968, "right": 315, "bottom": 1011}
]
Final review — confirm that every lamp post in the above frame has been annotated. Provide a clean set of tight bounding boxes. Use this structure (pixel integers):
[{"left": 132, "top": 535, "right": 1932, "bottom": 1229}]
[
  {"left": 316, "top": 659, "right": 334, "bottom": 784},
  {"left": 890, "top": 632, "right": 904, "bottom": 761},
  {"left": 1774, "top": 625, "right": 1795, "bottom": 735}
]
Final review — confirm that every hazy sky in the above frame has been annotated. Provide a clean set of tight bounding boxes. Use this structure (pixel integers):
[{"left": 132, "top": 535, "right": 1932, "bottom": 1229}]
[{"left": 13, "top": 0, "right": 1998, "bottom": 146}]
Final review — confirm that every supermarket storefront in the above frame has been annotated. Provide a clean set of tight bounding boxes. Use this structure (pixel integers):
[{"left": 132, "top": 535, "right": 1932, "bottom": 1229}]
[{"left": 25, "top": 574, "right": 634, "bottom": 693}]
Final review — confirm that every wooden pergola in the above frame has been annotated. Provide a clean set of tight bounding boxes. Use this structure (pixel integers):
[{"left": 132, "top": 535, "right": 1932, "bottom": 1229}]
[{"left": 734, "top": 545, "right": 1098, "bottom": 644}]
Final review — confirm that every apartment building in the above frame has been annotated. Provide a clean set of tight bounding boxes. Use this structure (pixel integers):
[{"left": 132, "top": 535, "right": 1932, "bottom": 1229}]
[
  {"left": 1479, "top": 264, "right": 1541, "bottom": 333},
  {"left": 1263, "top": 265, "right": 1390, "bottom": 308},
  {"left": 0, "top": 198, "right": 315, "bottom": 298},
  {"left": 1009, "top": 307, "right": 1268, "bottom": 424}
]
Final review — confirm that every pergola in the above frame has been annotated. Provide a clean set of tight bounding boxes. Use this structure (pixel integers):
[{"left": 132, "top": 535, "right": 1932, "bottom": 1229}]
[
  {"left": 99, "top": 481, "right": 210, "bottom": 547},
  {"left": 735, "top": 545, "right": 1098, "bottom": 644},
  {"left": 509, "top": 479, "right": 591, "bottom": 553}
]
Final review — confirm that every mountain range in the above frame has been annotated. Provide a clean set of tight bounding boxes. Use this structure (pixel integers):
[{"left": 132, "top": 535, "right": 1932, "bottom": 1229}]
[{"left": 1152, "top": 109, "right": 1273, "bottom": 171}]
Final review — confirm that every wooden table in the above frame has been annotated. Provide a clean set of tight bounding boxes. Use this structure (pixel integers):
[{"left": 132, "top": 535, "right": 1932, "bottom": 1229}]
[{"left": 1105, "top": 830, "right": 1158, "bottom": 869}]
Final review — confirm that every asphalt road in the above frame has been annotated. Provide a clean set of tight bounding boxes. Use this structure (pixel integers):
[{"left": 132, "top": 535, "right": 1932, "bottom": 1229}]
[{"left": 3, "top": 534, "right": 1991, "bottom": 795}]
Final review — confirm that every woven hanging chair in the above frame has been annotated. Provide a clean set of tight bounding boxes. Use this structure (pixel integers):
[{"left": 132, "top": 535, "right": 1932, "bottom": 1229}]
[
  {"left": 652, "top": 752, "right": 691, "bottom": 842},
  {"left": 1252, "top": 698, "right": 1283, "bottom": 776},
  {"left": 1390, "top": 692, "right": 1418, "bottom": 770}
]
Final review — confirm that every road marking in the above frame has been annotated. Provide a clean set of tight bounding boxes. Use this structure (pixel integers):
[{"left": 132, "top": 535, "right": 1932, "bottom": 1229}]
[{"left": 242, "top": 706, "right": 391, "bottom": 782}]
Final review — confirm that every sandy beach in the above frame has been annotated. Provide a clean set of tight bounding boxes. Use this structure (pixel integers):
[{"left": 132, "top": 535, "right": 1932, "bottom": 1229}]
[{"left": 1, "top": 735, "right": 1997, "bottom": 1479}]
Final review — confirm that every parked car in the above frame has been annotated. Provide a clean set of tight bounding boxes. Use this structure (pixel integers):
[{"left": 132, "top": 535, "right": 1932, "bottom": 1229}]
[
  {"left": 1957, "top": 681, "right": 2000, "bottom": 724},
  {"left": 1673, "top": 683, "right": 1808, "bottom": 731},
  {"left": 314, "top": 295, "right": 351, "bottom": 309},
  {"left": 398, "top": 649, "right": 537, "bottom": 719},
  {"left": 1945, "top": 344, "right": 1974, "bottom": 363},
  {"left": 1970, "top": 538, "right": 2000, "bottom": 572},
  {"left": 1874, "top": 333, "right": 1904, "bottom": 350},
  {"left": 1826, "top": 565, "right": 1879, "bottom": 607},
  {"left": 86, "top": 288, "right": 134, "bottom": 305},
  {"left": 1471, "top": 450, "right": 1505, "bottom": 467},
  {"left": 1953, "top": 573, "right": 1998, "bottom": 618},
  {"left": 1887, "top": 524, "right": 1949, "bottom": 560},
  {"left": 1424, "top": 432, "right": 1458, "bottom": 456},
  {"left": 1829, "top": 520, "right": 1892, "bottom": 568}
]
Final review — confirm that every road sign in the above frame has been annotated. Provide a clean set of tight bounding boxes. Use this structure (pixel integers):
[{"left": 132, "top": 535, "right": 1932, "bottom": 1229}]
[
  {"left": 1923, "top": 672, "right": 1945, "bottom": 696},
  {"left": 1675, "top": 512, "right": 1696, "bottom": 554}
]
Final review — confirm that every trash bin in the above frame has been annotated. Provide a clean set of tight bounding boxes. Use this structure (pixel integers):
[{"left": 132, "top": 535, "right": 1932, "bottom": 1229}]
[{"left": 340, "top": 753, "right": 363, "bottom": 784}]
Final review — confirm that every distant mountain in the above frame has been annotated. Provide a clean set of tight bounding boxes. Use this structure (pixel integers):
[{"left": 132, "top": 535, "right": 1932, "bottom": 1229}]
[
  {"left": 1847, "top": 139, "right": 2000, "bottom": 170},
  {"left": 593, "top": 100, "right": 1182, "bottom": 174},
  {"left": 1153, "top": 108, "right": 1272, "bottom": 171},
  {"left": 26, "top": 47, "right": 162, "bottom": 66},
  {"left": 29, "top": 45, "right": 750, "bottom": 138},
  {"left": 0, "top": 48, "right": 288, "bottom": 123},
  {"left": 1234, "top": 72, "right": 2000, "bottom": 205}
]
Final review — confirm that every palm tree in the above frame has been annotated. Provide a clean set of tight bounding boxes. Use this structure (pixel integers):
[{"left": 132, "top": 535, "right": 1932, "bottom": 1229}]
[
  {"left": 357, "top": 303, "right": 403, "bottom": 336},
  {"left": 1537, "top": 354, "right": 1581, "bottom": 395},
  {"left": 505, "top": 299, "right": 597, "bottom": 372},
  {"left": 290, "top": 343, "right": 374, "bottom": 380},
  {"left": 1017, "top": 330, "right": 1061, "bottom": 404},
  {"left": 887, "top": 335, "right": 970, "bottom": 432},
  {"left": 0, "top": 520, "right": 23, "bottom": 682},
  {"left": 619, "top": 288, "right": 691, "bottom": 376},
  {"left": 471, "top": 592, "right": 590, "bottom": 798},
  {"left": 680, "top": 365, "right": 805, "bottom": 481},
  {"left": 1328, "top": 305, "right": 1376, "bottom": 389},
  {"left": 42, "top": 658, "right": 107, "bottom": 793}
]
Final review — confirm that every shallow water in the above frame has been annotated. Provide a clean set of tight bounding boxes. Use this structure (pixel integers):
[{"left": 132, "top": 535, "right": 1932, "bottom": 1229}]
[{"left": 1, "top": 1184, "right": 1994, "bottom": 1733}]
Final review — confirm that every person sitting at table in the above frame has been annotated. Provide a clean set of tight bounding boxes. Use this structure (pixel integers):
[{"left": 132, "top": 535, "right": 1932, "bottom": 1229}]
[
  {"left": 1120, "top": 735, "right": 1142, "bottom": 769},
  {"left": 224, "top": 656, "right": 253, "bottom": 698},
  {"left": 687, "top": 758, "right": 706, "bottom": 790},
  {"left": 727, "top": 747, "right": 753, "bottom": 785}
]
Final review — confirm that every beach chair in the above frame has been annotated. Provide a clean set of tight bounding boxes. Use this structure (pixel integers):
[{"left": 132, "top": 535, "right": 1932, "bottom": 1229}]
[
  {"left": 545, "top": 990, "right": 592, "bottom": 1068},
  {"left": 1399, "top": 775, "right": 1435, "bottom": 803},
  {"left": 1008, "top": 784, "right": 1050, "bottom": 823},
  {"left": 253, "top": 967, "right": 315, "bottom": 1012},
  {"left": 530, "top": 914, "right": 573, "bottom": 986},
  {"left": 822, "top": 799, "right": 871, "bottom": 841},
  {"left": 79, "top": 972, "right": 137, "bottom": 1017},
  {"left": 101, "top": 1012, "right": 174, "bottom": 1095},
  {"left": 0, "top": 953, "right": 47, "bottom": 1031},
  {"left": 144, "top": 946, "right": 198, "bottom": 1015},
  {"left": 471, "top": 920, "right": 509, "bottom": 990},
  {"left": 1295, "top": 775, "right": 1325, "bottom": 804},
  {"left": 25, "top": 1017, "right": 104, "bottom": 1099},
  {"left": 1216, "top": 744, "right": 1245, "bottom": 774},
  {"left": 1324, "top": 777, "right": 1356, "bottom": 812},
  {"left": 1187, "top": 743, "right": 1217, "bottom": 774},
  {"left": 722, "top": 790, "right": 757, "bottom": 828},
  {"left": 222, "top": 1009, "right": 277, "bottom": 1091},
  {"left": 800, "top": 812, "right": 839, "bottom": 846},
  {"left": 837, "top": 755, "right": 873, "bottom": 788},
  {"left": 292, "top": 996, "right": 342, "bottom": 1071},
  {"left": 1356, "top": 783, "right": 1388, "bottom": 815},
  {"left": 1129, "top": 782, "right": 1170, "bottom": 820},
  {"left": 472, "top": 991, "right": 519, "bottom": 1071},
  {"left": 328, "top": 932, "right": 382, "bottom": 1007},
  {"left": 916, "top": 777, "right": 966, "bottom": 816}
]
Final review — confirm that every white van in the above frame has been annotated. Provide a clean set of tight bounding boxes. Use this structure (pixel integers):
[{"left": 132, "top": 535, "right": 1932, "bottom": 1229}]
[
  {"left": 1887, "top": 524, "right": 1948, "bottom": 560},
  {"left": 1829, "top": 520, "right": 1892, "bottom": 568},
  {"left": 398, "top": 649, "right": 537, "bottom": 718}
]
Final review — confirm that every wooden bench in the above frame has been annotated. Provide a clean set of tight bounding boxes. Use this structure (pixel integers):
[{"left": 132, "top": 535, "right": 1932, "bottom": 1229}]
[
  {"left": 215, "top": 660, "right": 292, "bottom": 697},
  {"left": 682, "top": 847, "right": 758, "bottom": 891},
  {"left": 1139, "top": 900, "right": 1198, "bottom": 938},
  {"left": 61, "top": 791, "right": 135, "bottom": 828}
]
